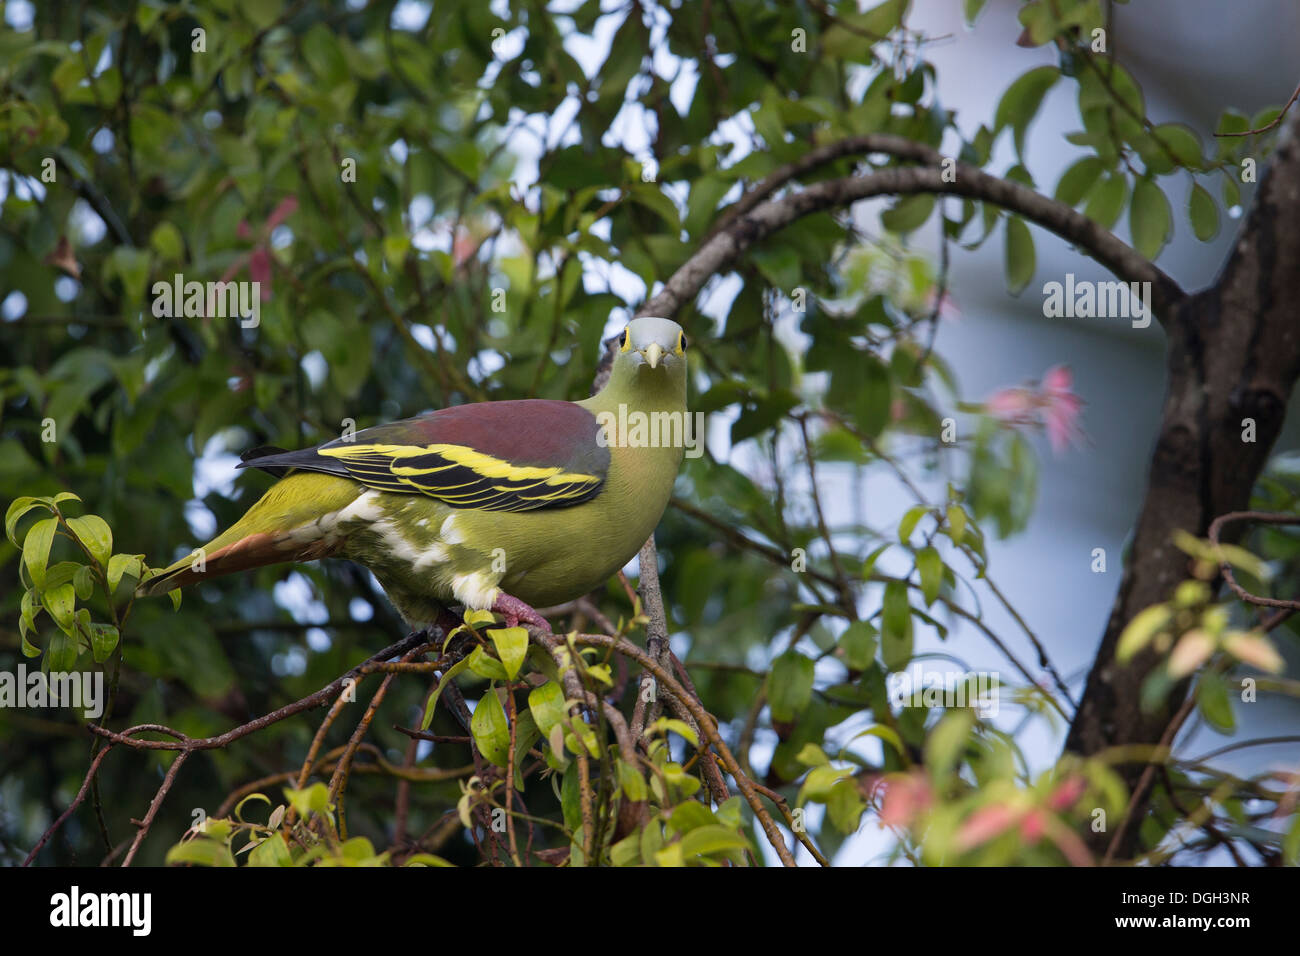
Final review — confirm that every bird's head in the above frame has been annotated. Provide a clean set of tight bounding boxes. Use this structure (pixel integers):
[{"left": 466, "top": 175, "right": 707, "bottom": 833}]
[
  {"left": 591, "top": 316, "right": 689, "bottom": 408},
  {"left": 613, "top": 315, "right": 688, "bottom": 374}
]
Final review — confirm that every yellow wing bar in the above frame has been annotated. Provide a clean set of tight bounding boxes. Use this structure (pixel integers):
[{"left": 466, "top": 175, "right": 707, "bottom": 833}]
[{"left": 317, "top": 442, "right": 603, "bottom": 512}]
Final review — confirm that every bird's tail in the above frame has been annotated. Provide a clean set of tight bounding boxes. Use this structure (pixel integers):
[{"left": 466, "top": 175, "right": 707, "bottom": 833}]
[{"left": 137, "top": 472, "right": 362, "bottom": 597}]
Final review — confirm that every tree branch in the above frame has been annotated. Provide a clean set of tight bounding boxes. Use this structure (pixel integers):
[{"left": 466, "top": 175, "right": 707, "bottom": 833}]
[
  {"left": 640, "top": 152, "right": 1185, "bottom": 323},
  {"left": 1066, "top": 108, "right": 1300, "bottom": 857}
]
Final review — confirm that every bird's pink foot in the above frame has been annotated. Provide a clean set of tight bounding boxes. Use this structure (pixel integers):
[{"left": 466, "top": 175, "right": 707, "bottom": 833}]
[{"left": 490, "top": 593, "right": 552, "bottom": 633}]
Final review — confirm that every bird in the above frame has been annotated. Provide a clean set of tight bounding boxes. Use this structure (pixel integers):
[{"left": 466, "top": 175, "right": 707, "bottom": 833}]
[{"left": 138, "top": 316, "right": 690, "bottom": 633}]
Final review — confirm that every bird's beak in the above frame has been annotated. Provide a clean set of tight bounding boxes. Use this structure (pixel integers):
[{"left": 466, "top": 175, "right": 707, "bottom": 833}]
[{"left": 640, "top": 342, "right": 664, "bottom": 369}]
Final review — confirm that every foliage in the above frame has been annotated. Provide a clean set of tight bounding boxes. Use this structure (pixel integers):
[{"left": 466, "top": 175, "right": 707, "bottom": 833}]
[{"left": 2, "top": 0, "right": 1297, "bottom": 866}]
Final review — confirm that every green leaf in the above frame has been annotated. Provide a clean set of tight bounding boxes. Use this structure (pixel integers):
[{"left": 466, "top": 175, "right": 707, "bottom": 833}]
[
  {"left": 466, "top": 645, "right": 508, "bottom": 681},
  {"left": 1222, "top": 173, "right": 1241, "bottom": 212},
  {"left": 248, "top": 832, "right": 293, "bottom": 867},
  {"left": 881, "top": 195, "right": 935, "bottom": 235},
  {"left": 1003, "top": 216, "right": 1035, "bottom": 295},
  {"left": 827, "top": 778, "right": 867, "bottom": 833},
  {"left": 420, "top": 657, "right": 470, "bottom": 731},
  {"left": 461, "top": 608, "right": 496, "bottom": 629},
  {"left": 854, "top": 356, "right": 892, "bottom": 439},
  {"left": 858, "top": 0, "right": 907, "bottom": 35},
  {"left": 850, "top": 723, "right": 905, "bottom": 755},
  {"left": 925, "top": 710, "right": 975, "bottom": 780},
  {"left": 860, "top": 543, "right": 891, "bottom": 581},
  {"left": 946, "top": 505, "right": 968, "bottom": 547},
  {"left": 897, "top": 505, "right": 930, "bottom": 542},
  {"left": 46, "top": 627, "right": 79, "bottom": 671},
  {"left": 22, "top": 517, "right": 58, "bottom": 589},
  {"left": 149, "top": 221, "right": 185, "bottom": 262},
  {"left": 1196, "top": 671, "right": 1235, "bottom": 732},
  {"left": 796, "top": 743, "right": 830, "bottom": 766},
  {"left": 105, "top": 247, "right": 152, "bottom": 307},
  {"left": 527, "top": 681, "right": 568, "bottom": 737},
  {"left": 165, "top": 838, "right": 237, "bottom": 867},
  {"left": 678, "top": 825, "right": 751, "bottom": 859},
  {"left": 617, "top": 760, "right": 648, "bottom": 801},
  {"left": 993, "top": 67, "right": 1059, "bottom": 158},
  {"left": 232, "top": 793, "right": 272, "bottom": 824},
  {"left": 822, "top": 0, "right": 906, "bottom": 57},
  {"left": 1130, "top": 178, "right": 1172, "bottom": 260},
  {"left": 648, "top": 717, "right": 700, "bottom": 748},
  {"left": 881, "top": 580, "right": 914, "bottom": 670},
  {"left": 799, "top": 764, "right": 852, "bottom": 802},
  {"left": 107, "top": 553, "right": 143, "bottom": 597},
  {"left": 487, "top": 626, "right": 529, "bottom": 681},
  {"left": 88, "top": 623, "right": 120, "bottom": 663},
  {"left": 5, "top": 497, "right": 47, "bottom": 545},
  {"left": 1153, "top": 123, "right": 1204, "bottom": 170},
  {"left": 916, "top": 546, "right": 943, "bottom": 606},
  {"left": 837, "top": 621, "right": 878, "bottom": 670},
  {"left": 283, "top": 782, "right": 332, "bottom": 819},
  {"left": 19, "top": 590, "right": 42, "bottom": 654},
  {"left": 767, "top": 650, "right": 815, "bottom": 723},
  {"left": 41, "top": 582, "right": 76, "bottom": 637},
  {"left": 471, "top": 687, "right": 512, "bottom": 767},
  {"left": 1054, "top": 156, "right": 1105, "bottom": 207},
  {"left": 1284, "top": 811, "right": 1300, "bottom": 866},
  {"left": 1188, "top": 182, "right": 1219, "bottom": 242},
  {"left": 72, "top": 564, "right": 95, "bottom": 601},
  {"left": 302, "top": 23, "right": 349, "bottom": 88},
  {"left": 610, "top": 830, "right": 642, "bottom": 867},
  {"left": 629, "top": 182, "right": 681, "bottom": 231},
  {"left": 963, "top": 0, "right": 988, "bottom": 25},
  {"left": 1084, "top": 173, "right": 1127, "bottom": 229}
]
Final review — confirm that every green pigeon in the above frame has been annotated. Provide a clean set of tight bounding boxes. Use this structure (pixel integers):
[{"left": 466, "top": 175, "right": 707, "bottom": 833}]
[{"left": 138, "top": 317, "right": 690, "bottom": 631}]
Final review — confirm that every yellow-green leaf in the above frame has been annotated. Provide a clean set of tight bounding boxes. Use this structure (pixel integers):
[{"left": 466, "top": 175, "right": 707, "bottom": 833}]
[
  {"left": 1003, "top": 216, "right": 1035, "bottom": 295},
  {"left": 22, "top": 517, "right": 58, "bottom": 589},
  {"left": 1130, "top": 178, "right": 1172, "bottom": 260},
  {"left": 487, "top": 626, "right": 529, "bottom": 680},
  {"left": 471, "top": 686, "right": 511, "bottom": 767}
]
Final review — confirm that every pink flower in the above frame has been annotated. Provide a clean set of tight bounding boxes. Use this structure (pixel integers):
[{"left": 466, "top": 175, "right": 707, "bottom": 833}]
[
  {"left": 953, "top": 803, "right": 1022, "bottom": 850},
  {"left": 985, "top": 387, "right": 1037, "bottom": 424},
  {"left": 453, "top": 226, "right": 481, "bottom": 267},
  {"left": 1045, "top": 775, "right": 1087, "bottom": 812},
  {"left": 221, "top": 195, "right": 298, "bottom": 301},
  {"left": 875, "top": 771, "right": 933, "bottom": 829},
  {"left": 984, "top": 364, "right": 1086, "bottom": 454},
  {"left": 1019, "top": 808, "right": 1047, "bottom": 842},
  {"left": 1040, "top": 365, "right": 1085, "bottom": 453}
]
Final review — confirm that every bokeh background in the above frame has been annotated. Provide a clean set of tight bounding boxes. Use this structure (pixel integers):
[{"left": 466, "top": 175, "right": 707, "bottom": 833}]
[{"left": 2, "top": 0, "right": 1298, "bottom": 865}]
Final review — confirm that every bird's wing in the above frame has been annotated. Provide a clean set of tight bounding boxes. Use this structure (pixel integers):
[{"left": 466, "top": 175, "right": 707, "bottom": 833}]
[{"left": 237, "top": 400, "right": 609, "bottom": 513}]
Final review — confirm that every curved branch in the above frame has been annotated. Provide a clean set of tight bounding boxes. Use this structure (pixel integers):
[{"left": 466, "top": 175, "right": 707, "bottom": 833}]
[
  {"left": 1207, "top": 511, "right": 1300, "bottom": 611},
  {"left": 642, "top": 161, "right": 1185, "bottom": 323},
  {"left": 704, "top": 133, "right": 941, "bottom": 240}
]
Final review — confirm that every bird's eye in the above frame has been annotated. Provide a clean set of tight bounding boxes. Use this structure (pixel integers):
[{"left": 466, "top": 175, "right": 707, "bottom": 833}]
[
  {"left": 677, "top": 331, "right": 688, "bottom": 354},
  {"left": 618, "top": 328, "right": 631, "bottom": 352}
]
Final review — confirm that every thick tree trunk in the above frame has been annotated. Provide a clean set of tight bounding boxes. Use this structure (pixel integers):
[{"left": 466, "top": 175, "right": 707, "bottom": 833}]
[{"left": 1065, "top": 110, "right": 1300, "bottom": 856}]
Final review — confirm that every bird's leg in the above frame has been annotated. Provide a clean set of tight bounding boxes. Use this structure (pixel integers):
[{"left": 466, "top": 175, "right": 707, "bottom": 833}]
[{"left": 490, "top": 592, "right": 552, "bottom": 633}]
